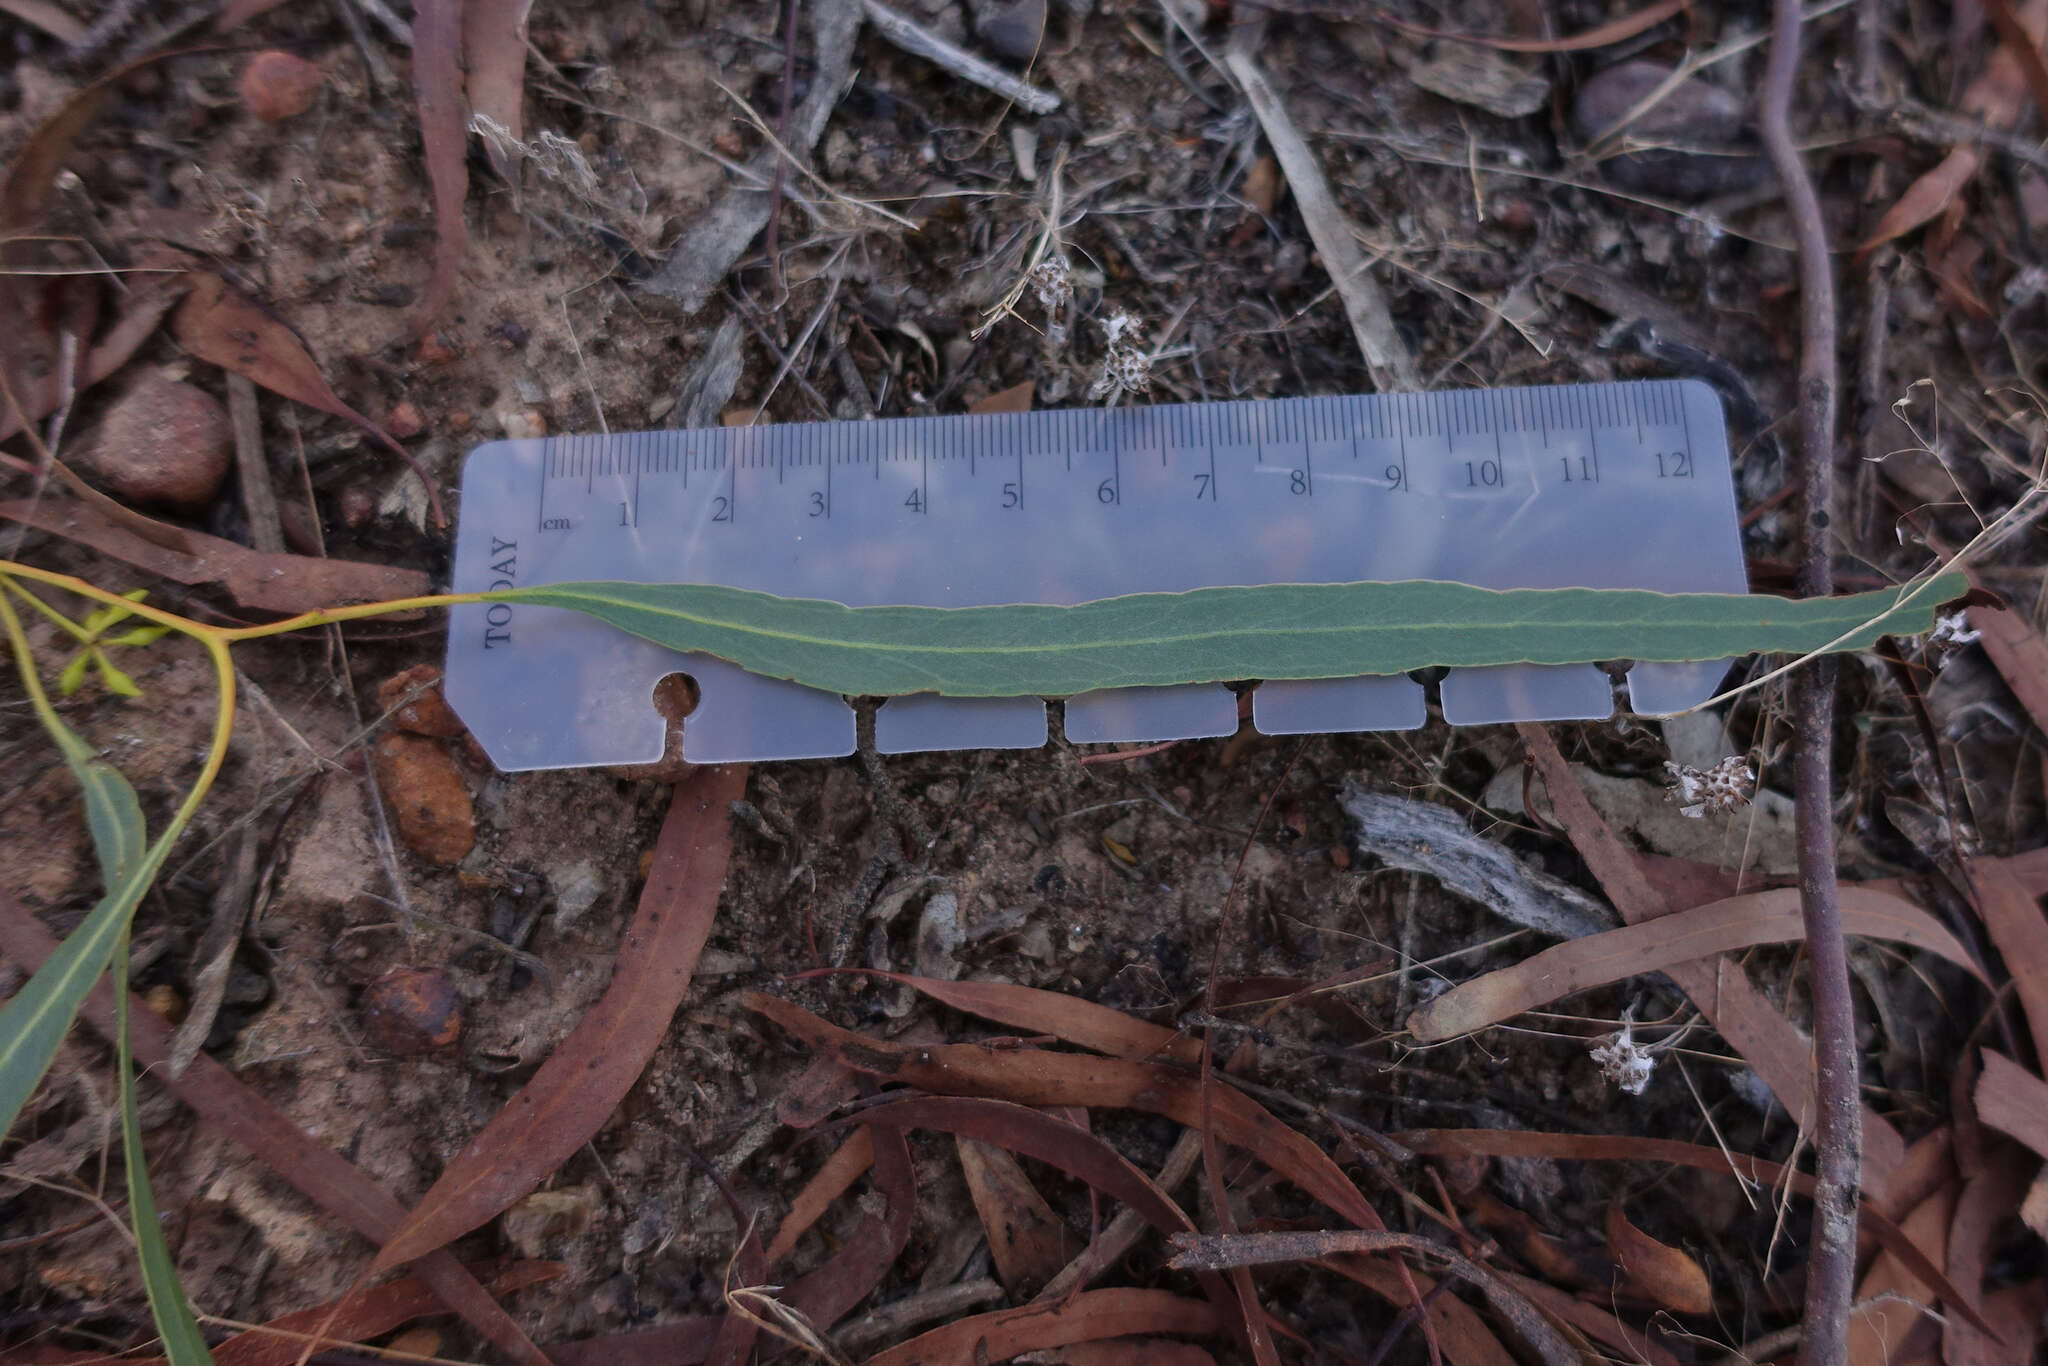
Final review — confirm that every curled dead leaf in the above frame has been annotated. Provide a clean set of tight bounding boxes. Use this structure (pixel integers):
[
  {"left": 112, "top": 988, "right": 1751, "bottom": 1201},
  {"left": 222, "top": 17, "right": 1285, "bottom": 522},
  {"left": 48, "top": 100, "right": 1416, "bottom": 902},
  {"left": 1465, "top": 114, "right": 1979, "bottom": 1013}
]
[{"left": 1605, "top": 1202, "right": 1712, "bottom": 1315}]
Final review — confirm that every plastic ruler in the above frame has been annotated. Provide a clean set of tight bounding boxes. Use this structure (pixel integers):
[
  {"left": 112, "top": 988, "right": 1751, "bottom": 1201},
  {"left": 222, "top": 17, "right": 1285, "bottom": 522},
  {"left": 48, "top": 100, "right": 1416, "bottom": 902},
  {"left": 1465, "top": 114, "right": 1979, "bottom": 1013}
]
[{"left": 443, "top": 379, "right": 1744, "bottom": 769}]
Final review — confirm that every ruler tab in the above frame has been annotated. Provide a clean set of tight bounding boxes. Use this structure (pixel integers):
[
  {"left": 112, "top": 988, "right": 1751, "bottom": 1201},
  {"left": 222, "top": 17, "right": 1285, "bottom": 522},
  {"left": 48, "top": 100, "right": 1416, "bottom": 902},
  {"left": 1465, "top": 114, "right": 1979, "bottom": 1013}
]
[{"left": 444, "top": 380, "right": 1744, "bottom": 770}]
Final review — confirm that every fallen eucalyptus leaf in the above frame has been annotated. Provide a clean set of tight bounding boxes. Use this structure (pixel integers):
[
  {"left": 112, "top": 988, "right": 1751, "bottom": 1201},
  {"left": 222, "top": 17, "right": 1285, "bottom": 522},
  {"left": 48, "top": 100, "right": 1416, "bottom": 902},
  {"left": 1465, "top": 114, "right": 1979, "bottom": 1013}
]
[{"left": 492, "top": 573, "right": 1968, "bottom": 699}]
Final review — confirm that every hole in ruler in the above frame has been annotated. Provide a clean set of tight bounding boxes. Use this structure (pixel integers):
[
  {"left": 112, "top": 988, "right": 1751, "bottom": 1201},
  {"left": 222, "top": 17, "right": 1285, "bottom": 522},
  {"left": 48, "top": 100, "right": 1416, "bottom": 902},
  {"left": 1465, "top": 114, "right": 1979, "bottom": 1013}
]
[{"left": 651, "top": 671, "right": 701, "bottom": 721}]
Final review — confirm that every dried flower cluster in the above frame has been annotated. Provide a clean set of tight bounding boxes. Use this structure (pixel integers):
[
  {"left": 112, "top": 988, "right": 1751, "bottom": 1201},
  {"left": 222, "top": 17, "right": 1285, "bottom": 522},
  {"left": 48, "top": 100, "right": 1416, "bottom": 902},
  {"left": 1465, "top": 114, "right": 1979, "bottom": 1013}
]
[
  {"left": 1590, "top": 1017, "right": 1654, "bottom": 1096},
  {"left": 1088, "top": 308, "right": 1152, "bottom": 402},
  {"left": 1664, "top": 755, "right": 1754, "bottom": 819}
]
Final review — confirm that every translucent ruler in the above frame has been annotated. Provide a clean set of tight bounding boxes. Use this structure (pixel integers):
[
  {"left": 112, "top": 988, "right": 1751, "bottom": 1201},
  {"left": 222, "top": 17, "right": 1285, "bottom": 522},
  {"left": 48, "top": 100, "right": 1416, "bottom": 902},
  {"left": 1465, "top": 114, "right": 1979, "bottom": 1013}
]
[{"left": 444, "top": 380, "right": 1745, "bottom": 769}]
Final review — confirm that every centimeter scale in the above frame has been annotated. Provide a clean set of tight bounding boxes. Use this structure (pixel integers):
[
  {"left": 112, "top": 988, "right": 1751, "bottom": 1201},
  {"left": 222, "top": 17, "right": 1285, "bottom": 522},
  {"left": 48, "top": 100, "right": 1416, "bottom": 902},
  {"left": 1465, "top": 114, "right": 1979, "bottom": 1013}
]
[{"left": 444, "top": 379, "right": 1745, "bottom": 769}]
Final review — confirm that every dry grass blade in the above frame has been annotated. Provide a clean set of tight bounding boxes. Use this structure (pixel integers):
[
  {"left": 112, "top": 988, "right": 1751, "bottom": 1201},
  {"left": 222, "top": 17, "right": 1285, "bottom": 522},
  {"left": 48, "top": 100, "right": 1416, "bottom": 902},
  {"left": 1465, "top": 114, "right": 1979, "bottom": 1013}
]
[
  {"left": 373, "top": 766, "right": 748, "bottom": 1270},
  {"left": 171, "top": 274, "right": 446, "bottom": 527},
  {"left": 1364, "top": 0, "right": 1688, "bottom": 53},
  {"left": 1516, "top": 723, "right": 1909, "bottom": 1182},
  {"left": 858, "top": 1289, "right": 1226, "bottom": 1366},
  {"left": 0, "top": 891, "right": 554, "bottom": 1366},
  {"left": 1406, "top": 885, "right": 1984, "bottom": 1041},
  {"left": 0, "top": 497, "right": 430, "bottom": 613},
  {"left": 409, "top": 0, "right": 469, "bottom": 338}
]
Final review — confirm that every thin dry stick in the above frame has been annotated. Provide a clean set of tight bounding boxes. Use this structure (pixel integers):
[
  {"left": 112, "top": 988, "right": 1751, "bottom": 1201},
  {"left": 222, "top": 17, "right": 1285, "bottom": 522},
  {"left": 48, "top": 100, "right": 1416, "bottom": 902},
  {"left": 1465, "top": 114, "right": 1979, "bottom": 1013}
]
[{"left": 1758, "top": 2, "right": 1858, "bottom": 1363}]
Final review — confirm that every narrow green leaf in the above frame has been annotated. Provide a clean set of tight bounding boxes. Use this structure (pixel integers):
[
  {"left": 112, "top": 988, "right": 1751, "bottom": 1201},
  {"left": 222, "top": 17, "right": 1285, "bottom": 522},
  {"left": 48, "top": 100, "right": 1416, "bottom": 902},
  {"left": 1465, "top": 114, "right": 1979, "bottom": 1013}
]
[
  {"left": 0, "top": 609, "right": 149, "bottom": 1148},
  {"left": 115, "top": 927, "right": 215, "bottom": 1366},
  {"left": 498, "top": 573, "right": 1969, "bottom": 699}
]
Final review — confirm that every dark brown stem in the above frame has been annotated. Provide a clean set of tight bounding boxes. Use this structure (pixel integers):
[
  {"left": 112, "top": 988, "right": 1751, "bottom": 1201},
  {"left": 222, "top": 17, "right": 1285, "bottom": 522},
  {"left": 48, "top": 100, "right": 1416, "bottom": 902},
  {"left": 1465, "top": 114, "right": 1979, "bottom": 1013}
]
[{"left": 1759, "top": 2, "right": 1860, "bottom": 1363}]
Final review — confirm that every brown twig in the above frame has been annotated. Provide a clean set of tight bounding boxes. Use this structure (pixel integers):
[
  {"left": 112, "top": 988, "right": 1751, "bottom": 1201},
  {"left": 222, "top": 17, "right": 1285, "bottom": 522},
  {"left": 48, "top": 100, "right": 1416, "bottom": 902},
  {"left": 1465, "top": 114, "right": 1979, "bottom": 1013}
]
[{"left": 1758, "top": 2, "right": 1859, "bottom": 1363}]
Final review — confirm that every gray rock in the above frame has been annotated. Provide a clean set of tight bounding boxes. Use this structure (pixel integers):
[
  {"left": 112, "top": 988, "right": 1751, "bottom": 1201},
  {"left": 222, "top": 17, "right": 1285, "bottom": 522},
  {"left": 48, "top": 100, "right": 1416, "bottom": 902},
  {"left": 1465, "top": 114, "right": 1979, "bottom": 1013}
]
[
  {"left": 969, "top": 0, "right": 1046, "bottom": 63},
  {"left": 1572, "top": 60, "right": 1769, "bottom": 201}
]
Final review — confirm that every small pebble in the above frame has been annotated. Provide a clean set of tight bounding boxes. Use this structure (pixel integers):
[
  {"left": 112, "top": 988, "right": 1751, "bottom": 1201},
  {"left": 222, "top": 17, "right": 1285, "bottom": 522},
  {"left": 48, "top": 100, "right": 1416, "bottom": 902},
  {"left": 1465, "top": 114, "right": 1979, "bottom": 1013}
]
[
  {"left": 239, "top": 51, "right": 323, "bottom": 124},
  {"left": 372, "top": 734, "right": 476, "bottom": 865},
  {"left": 386, "top": 400, "right": 425, "bottom": 439},
  {"left": 376, "top": 663, "right": 466, "bottom": 737},
  {"left": 416, "top": 334, "right": 460, "bottom": 367},
  {"left": 142, "top": 984, "right": 186, "bottom": 1024},
  {"left": 360, "top": 967, "right": 464, "bottom": 1054},
  {"left": 77, "top": 373, "right": 232, "bottom": 508}
]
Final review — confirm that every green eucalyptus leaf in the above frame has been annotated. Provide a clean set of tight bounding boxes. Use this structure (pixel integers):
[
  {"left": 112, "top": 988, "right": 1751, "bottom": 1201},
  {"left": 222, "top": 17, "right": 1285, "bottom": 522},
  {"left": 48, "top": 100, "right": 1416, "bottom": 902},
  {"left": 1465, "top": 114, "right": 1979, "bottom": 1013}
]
[{"left": 496, "top": 574, "right": 1970, "bottom": 699}]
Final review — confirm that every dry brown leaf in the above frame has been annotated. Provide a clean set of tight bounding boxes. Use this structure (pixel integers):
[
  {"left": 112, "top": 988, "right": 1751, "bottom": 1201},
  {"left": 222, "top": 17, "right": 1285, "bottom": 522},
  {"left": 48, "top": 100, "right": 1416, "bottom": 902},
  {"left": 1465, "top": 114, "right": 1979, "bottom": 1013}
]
[
  {"left": 1963, "top": 860, "right": 2048, "bottom": 1061},
  {"left": 410, "top": 0, "right": 470, "bottom": 339},
  {"left": 860, "top": 1289, "right": 1226, "bottom": 1366},
  {"left": 1945, "top": 1146, "right": 2037, "bottom": 1366},
  {"left": 1041, "top": 1342, "right": 1216, "bottom": 1366},
  {"left": 1516, "top": 723, "right": 1909, "bottom": 1182},
  {"left": 1969, "top": 604, "right": 2048, "bottom": 738},
  {"left": 171, "top": 273, "right": 446, "bottom": 526},
  {"left": 1849, "top": 1184, "right": 1959, "bottom": 1363},
  {"left": 956, "top": 1135, "right": 1076, "bottom": 1295},
  {"left": 969, "top": 379, "right": 1036, "bottom": 414},
  {"left": 464, "top": 0, "right": 534, "bottom": 183},
  {"left": 0, "top": 53, "right": 174, "bottom": 234},
  {"left": 373, "top": 767, "right": 748, "bottom": 1270},
  {"left": 0, "top": 0, "right": 86, "bottom": 42},
  {"left": 1859, "top": 0, "right": 2048, "bottom": 256},
  {"left": 0, "top": 260, "right": 191, "bottom": 446},
  {"left": 763, "top": 1126, "right": 872, "bottom": 1268},
  {"left": 215, "top": 0, "right": 290, "bottom": 27},
  {"left": 1985, "top": 0, "right": 2048, "bottom": 123},
  {"left": 1605, "top": 1202, "right": 1711, "bottom": 1315},
  {"left": 865, "top": 970, "right": 1201, "bottom": 1065},
  {"left": 744, "top": 993, "right": 1383, "bottom": 1232},
  {"left": 1407, "top": 885, "right": 1984, "bottom": 1041},
  {"left": 0, "top": 497, "right": 428, "bottom": 613},
  {"left": 1975, "top": 1051, "right": 2048, "bottom": 1161},
  {"left": 1331, "top": 1259, "right": 1520, "bottom": 1366}
]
